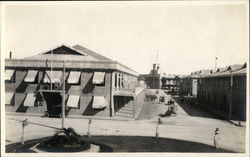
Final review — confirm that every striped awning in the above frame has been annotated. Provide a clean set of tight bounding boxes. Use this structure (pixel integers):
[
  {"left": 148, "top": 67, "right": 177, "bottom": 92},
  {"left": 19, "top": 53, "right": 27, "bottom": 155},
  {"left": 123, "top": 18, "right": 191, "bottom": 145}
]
[
  {"left": 92, "top": 72, "right": 105, "bottom": 84},
  {"left": 68, "top": 71, "right": 81, "bottom": 84},
  {"left": 24, "top": 94, "right": 36, "bottom": 107},
  {"left": 92, "top": 96, "right": 108, "bottom": 109},
  {"left": 25, "top": 70, "right": 38, "bottom": 82},
  {"left": 44, "top": 71, "right": 62, "bottom": 83},
  {"left": 67, "top": 95, "right": 80, "bottom": 108},
  {"left": 5, "top": 70, "right": 14, "bottom": 80},
  {"left": 5, "top": 92, "right": 14, "bottom": 105}
]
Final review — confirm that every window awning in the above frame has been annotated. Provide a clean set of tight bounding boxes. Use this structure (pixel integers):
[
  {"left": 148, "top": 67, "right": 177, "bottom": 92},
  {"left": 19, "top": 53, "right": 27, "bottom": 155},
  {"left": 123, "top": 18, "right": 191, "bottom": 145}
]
[
  {"left": 5, "top": 93, "right": 14, "bottom": 105},
  {"left": 44, "top": 71, "right": 62, "bottom": 83},
  {"left": 25, "top": 70, "right": 38, "bottom": 82},
  {"left": 67, "top": 95, "right": 80, "bottom": 108},
  {"left": 5, "top": 70, "right": 14, "bottom": 80},
  {"left": 24, "top": 94, "right": 36, "bottom": 107},
  {"left": 92, "top": 72, "right": 105, "bottom": 84},
  {"left": 92, "top": 96, "right": 108, "bottom": 109},
  {"left": 68, "top": 71, "right": 81, "bottom": 84}
]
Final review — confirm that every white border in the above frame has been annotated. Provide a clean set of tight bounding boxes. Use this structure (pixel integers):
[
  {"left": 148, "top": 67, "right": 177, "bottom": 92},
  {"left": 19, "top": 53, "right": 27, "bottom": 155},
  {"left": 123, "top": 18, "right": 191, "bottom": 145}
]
[{"left": 1, "top": 1, "right": 249, "bottom": 157}]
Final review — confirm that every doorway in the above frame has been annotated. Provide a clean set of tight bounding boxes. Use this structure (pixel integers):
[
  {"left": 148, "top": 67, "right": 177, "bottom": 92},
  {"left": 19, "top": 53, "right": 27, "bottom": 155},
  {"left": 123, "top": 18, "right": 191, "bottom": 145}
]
[{"left": 42, "top": 92, "right": 62, "bottom": 117}]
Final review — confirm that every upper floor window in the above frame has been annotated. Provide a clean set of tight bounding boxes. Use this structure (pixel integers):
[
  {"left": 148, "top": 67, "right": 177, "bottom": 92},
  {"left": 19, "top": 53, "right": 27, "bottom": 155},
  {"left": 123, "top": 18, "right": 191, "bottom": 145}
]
[
  {"left": 121, "top": 74, "right": 124, "bottom": 88},
  {"left": 5, "top": 69, "right": 15, "bottom": 83},
  {"left": 24, "top": 70, "right": 39, "bottom": 84},
  {"left": 118, "top": 74, "right": 121, "bottom": 88},
  {"left": 67, "top": 71, "right": 81, "bottom": 85},
  {"left": 115, "top": 73, "right": 117, "bottom": 88},
  {"left": 92, "top": 72, "right": 105, "bottom": 86}
]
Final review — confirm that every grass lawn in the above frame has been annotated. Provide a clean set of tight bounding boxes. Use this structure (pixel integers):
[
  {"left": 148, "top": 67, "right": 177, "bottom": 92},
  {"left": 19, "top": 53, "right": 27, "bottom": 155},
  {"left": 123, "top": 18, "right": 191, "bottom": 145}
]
[
  {"left": 6, "top": 135, "right": 234, "bottom": 153},
  {"left": 81, "top": 135, "right": 233, "bottom": 153}
]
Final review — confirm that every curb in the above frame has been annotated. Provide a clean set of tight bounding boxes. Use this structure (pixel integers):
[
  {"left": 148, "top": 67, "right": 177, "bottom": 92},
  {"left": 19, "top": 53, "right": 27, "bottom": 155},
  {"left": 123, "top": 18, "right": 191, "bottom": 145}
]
[{"left": 5, "top": 112, "right": 133, "bottom": 121}]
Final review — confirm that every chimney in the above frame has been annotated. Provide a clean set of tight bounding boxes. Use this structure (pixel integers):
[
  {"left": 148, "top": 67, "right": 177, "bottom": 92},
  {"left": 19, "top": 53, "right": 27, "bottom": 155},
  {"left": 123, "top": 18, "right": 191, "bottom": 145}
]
[
  {"left": 153, "top": 64, "right": 156, "bottom": 70},
  {"left": 9, "top": 51, "right": 12, "bottom": 59}
]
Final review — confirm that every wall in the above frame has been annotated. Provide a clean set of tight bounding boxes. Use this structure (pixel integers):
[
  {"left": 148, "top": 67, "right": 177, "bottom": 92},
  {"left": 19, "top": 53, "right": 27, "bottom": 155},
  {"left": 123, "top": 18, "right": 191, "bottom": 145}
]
[
  {"left": 5, "top": 67, "right": 140, "bottom": 117},
  {"left": 5, "top": 67, "right": 113, "bottom": 116},
  {"left": 67, "top": 70, "right": 112, "bottom": 117},
  {"left": 197, "top": 75, "right": 246, "bottom": 120}
]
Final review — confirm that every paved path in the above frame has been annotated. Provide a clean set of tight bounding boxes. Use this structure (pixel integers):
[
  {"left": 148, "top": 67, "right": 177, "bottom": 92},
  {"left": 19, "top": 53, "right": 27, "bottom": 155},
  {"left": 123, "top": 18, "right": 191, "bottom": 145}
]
[{"left": 4, "top": 90, "right": 246, "bottom": 153}]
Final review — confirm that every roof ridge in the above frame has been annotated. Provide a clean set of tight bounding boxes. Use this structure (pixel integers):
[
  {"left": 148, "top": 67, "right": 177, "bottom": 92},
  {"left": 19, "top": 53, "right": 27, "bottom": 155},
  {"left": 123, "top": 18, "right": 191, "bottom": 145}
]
[{"left": 72, "top": 44, "right": 111, "bottom": 61}]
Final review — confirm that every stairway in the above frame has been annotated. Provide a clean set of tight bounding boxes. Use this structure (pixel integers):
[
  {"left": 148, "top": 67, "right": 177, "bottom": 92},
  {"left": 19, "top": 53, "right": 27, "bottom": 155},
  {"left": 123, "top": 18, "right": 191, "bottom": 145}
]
[{"left": 115, "top": 100, "right": 135, "bottom": 119}]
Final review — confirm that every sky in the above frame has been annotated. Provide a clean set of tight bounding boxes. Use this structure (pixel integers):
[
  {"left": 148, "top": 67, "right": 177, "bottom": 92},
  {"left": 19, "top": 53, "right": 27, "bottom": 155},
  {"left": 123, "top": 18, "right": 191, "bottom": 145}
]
[{"left": 3, "top": 1, "right": 248, "bottom": 75}]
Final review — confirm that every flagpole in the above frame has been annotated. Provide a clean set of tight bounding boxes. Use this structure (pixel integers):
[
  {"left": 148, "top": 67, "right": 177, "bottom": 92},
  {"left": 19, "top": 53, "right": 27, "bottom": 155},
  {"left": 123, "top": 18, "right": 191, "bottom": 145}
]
[
  {"left": 62, "top": 59, "right": 65, "bottom": 129},
  {"left": 215, "top": 57, "right": 218, "bottom": 69},
  {"left": 51, "top": 50, "right": 53, "bottom": 90}
]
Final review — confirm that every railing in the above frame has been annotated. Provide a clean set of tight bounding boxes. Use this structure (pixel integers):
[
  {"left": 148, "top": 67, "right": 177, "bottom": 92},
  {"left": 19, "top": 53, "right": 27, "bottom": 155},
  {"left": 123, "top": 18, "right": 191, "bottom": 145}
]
[
  {"left": 39, "top": 83, "right": 62, "bottom": 91},
  {"left": 113, "top": 88, "right": 134, "bottom": 95}
]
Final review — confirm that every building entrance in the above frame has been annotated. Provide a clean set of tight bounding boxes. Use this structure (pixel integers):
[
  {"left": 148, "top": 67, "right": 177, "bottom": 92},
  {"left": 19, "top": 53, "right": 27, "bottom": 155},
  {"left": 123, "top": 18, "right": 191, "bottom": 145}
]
[{"left": 42, "top": 91, "right": 63, "bottom": 117}]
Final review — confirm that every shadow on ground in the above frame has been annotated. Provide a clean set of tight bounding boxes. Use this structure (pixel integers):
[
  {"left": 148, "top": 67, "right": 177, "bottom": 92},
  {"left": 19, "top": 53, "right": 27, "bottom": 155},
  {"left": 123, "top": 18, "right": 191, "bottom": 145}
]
[
  {"left": 172, "top": 96, "right": 223, "bottom": 120},
  {"left": 6, "top": 135, "right": 234, "bottom": 153}
]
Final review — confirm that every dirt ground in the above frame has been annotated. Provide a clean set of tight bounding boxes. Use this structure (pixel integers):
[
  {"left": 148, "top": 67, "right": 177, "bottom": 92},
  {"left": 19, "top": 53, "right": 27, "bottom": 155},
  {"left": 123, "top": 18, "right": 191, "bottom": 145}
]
[{"left": 4, "top": 90, "right": 246, "bottom": 153}]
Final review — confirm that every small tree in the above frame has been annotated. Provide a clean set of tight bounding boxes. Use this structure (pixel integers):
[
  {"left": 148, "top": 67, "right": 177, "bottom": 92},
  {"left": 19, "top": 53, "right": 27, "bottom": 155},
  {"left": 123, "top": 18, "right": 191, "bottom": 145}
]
[{"left": 43, "top": 127, "right": 86, "bottom": 148}]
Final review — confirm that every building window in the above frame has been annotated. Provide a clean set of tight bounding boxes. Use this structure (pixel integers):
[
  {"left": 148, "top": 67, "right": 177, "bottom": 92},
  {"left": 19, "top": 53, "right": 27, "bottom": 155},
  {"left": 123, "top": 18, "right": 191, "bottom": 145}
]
[
  {"left": 121, "top": 74, "right": 124, "bottom": 88},
  {"left": 67, "top": 71, "right": 81, "bottom": 85},
  {"left": 5, "top": 70, "right": 16, "bottom": 83},
  {"left": 11, "top": 71, "right": 16, "bottom": 83},
  {"left": 115, "top": 73, "right": 117, "bottom": 88},
  {"left": 92, "top": 72, "right": 105, "bottom": 86},
  {"left": 25, "top": 70, "right": 39, "bottom": 84},
  {"left": 118, "top": 74, "right": 121, "bottom": 88}
]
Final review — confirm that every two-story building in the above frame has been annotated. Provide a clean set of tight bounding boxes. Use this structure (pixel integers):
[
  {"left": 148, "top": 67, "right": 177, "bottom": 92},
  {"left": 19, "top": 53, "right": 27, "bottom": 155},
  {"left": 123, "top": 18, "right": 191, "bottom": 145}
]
[{"left": 5, "top": 44, "right": 139, "bottom": 118}]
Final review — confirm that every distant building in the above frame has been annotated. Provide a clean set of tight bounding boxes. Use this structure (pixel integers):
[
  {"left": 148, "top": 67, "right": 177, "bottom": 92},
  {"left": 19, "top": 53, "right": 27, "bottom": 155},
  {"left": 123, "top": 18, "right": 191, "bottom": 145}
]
[
  {"left": 179, "top": 63, "right": 246, "bottom": 121},
  {"left": 5, "top": 44, "right": 139, "bottom": 117},
  {"left": 139, "top": 63, "right": 162, "bottom": 89},
  {"left": 198, "top": 63, "right": 246, "bottom": 121},
  {"left": 161, "top": 74, "right": 181, "bottom": 93}
]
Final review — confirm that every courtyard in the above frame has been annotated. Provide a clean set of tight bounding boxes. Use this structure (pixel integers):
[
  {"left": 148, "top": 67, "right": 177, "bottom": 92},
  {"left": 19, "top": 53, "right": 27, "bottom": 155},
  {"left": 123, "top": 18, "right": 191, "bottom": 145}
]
[{"left": 5, "top": 90, "right": 246, "bottom": 153}]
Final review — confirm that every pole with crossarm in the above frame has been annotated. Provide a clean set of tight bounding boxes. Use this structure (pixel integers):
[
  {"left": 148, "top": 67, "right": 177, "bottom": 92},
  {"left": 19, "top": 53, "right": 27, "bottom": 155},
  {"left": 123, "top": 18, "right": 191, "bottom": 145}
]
[
  {"left": 51, "top": 50, "right": 53, "bottom": 90},
  {"left": 62, "top": 60, "right": 65, "bottom": 129}
]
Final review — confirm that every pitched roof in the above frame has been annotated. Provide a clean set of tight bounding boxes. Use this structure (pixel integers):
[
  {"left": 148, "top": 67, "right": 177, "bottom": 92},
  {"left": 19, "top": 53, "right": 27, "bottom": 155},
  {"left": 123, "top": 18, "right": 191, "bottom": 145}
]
[
  {"left": 210, "top": 69, "right": 217, "bottom": 74},
  {"left": 227, "top": 64, "right": 244, "bottom": 71},
  {"left": 199, "top": 70, "right": 211, "bottom": 75},
  {"left": 216, "top": 67, "right": 228, "bottom": 73},
  {"left": 9, "top": 44, "right": 138, "bottom": 76},
  {"left": 72, "top": 44, "right": 111, "bottom": 61},
  {"left": 24, "top": 45, "right": 111, "bottom": 61},
  {"left": 202, "top": 66, "right": 246, "bottom": 78}
]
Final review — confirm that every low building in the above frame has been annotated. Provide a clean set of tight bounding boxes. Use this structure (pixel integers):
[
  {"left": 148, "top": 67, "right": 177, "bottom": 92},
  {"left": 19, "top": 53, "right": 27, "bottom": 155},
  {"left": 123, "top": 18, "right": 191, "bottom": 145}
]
[
  {"left": 5, "top": 44, "right": 139, "bottom": 117},
  {"left": 139, "top": 63, "right": 162, "bottom": 89},
  {"left": 161, "top": 74, "right": 181, "bottom": 94},
  {"left": 179, "top": 63, "right": 246, "bottom": 121},
  {"left": 198, "top": 63, "right": 246, "bottom": 121}
]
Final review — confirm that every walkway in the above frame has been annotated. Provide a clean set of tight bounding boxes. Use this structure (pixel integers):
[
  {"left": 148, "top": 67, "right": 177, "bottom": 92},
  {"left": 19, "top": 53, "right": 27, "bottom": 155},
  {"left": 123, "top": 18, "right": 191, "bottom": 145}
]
[{"left": 4, "top": 90, "right": 246, "bottom": 153}]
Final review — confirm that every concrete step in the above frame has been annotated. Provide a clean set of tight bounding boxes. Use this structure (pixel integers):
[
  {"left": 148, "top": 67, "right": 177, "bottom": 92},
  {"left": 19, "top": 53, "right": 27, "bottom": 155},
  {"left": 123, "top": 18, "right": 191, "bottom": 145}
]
[
  {"left": 115, "top": 112, "right": 134, "bottom": 118},
  {"left": 114, "top": 101, "right": 135, "bottom": 119},
  {"left": 117, "top": 109, "right": 133, "bottom": 114},
  {"left": 122, "top": 107, "right": 133, "bottom": 110}
]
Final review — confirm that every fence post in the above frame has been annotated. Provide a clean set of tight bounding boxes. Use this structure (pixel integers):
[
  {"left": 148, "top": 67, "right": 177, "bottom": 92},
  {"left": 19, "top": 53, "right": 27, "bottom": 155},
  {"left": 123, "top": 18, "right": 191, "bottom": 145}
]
[
  {"left": 21, "top": 119, "right": 29, "bottom": 145},
  {"left": 213, "top": 128, "right": 219, "bottom": 149},
  {"left": 87, "top": 118, "right": 92, "bottom": 137}
]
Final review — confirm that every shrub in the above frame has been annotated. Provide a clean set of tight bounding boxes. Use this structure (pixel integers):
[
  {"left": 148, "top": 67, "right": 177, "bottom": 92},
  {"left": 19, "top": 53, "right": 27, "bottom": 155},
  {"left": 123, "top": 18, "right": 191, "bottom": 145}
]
[{"left": 42, "top": 127, "right": 87, "bottom": 148}]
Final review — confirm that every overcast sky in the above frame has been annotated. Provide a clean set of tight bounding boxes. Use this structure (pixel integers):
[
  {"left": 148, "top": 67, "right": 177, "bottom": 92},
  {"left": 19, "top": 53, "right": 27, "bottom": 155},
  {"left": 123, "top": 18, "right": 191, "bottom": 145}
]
[{"left": 3, "top": 1, "right": 248, "bottom": 75}]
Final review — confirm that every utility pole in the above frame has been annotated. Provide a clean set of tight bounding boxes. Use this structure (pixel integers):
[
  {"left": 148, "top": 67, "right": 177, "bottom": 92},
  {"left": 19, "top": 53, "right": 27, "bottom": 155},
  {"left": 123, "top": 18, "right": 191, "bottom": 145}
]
[
  {"left": 215, "top": 57, "right": 218, "bottom": 69},
  {"left": 229, "top": 70, "right": 233, "bottom": 120},
  {"left": 51, "top": 50, "right": 53, "bottom": 90},
  {"left": 62, "top": 60, "right": 65, "bottom": 129}
]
